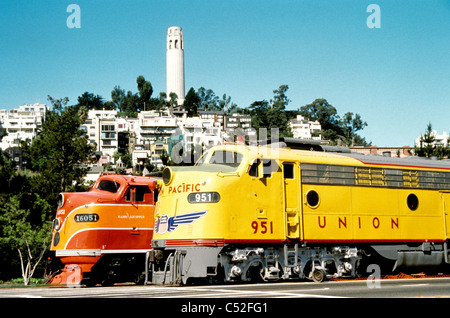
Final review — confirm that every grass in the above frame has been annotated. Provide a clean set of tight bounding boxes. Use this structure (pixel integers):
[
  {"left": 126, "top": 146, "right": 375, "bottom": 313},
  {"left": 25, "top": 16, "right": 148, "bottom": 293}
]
[{"left": 0, "top": 277, "right": 48, "bottom": 288}]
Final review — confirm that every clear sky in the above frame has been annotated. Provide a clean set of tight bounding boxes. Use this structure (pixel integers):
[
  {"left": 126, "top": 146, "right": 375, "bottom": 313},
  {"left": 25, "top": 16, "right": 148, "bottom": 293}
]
[{"left": 1, "top": 0, "right": 449, "bottom": 146}]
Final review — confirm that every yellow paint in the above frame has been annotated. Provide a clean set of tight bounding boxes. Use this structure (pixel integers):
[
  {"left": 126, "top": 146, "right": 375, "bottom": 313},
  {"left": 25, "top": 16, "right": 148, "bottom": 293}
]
[{"left": 154, "top": 145, "right": 450, "bottom": 245}]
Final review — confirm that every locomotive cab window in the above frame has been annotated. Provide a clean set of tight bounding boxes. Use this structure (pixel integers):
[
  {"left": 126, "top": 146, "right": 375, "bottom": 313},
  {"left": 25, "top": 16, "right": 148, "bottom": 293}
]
[
  {"left": 209, "top": 150, "right": 243, "bottom": 168},
  {"left": 247, "top": 159, "right": 279, "bottom": 178},
  {"left": 248, "top": 159, "right": 259, "bottom": 177},
  {"left": 283, "top": 163, "right": 294, "bottom": 179},
  {"left": 97, "top": 180, "right": 121, "bottom": 193},
  {"left": 262, "top": 159, "right": 279, "bottom": 178},
  {"left": 124, "top": 186, "right": 152, "bottom": 203}
]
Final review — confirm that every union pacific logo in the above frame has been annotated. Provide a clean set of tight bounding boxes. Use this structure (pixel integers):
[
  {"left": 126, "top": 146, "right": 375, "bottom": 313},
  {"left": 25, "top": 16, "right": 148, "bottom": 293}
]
[{"left": 154, "top": 210, "right": 207, "bottom": 234}]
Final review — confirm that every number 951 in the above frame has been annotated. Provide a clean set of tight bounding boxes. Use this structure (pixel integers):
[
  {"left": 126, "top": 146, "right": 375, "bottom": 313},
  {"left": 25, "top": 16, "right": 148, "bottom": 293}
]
[{"left": 251, "top": 221, "right": 273, "bottom": 234}]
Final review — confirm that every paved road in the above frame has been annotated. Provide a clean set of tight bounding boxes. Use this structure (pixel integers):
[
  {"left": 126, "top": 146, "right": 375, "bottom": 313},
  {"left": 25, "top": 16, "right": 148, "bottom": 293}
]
[{"left": 1, "top": 277, "right": 450, "bottom": 298}]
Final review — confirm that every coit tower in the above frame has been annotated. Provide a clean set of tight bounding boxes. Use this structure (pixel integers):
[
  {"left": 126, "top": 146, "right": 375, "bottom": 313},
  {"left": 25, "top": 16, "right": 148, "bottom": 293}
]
[{"left": 166, "top": 26, "right": 185, "bottom": 105}]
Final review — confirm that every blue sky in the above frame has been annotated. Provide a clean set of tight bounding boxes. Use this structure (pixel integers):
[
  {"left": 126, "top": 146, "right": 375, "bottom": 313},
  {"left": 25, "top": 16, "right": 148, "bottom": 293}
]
[{"left": 1, "top": 0, "right": 449, "bottom": 146}]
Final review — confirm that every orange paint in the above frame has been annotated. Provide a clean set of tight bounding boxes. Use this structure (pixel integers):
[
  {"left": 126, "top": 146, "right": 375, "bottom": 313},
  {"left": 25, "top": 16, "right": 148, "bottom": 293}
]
[{"left": 49, "top": 173, "right": 159, "bottom": 285}]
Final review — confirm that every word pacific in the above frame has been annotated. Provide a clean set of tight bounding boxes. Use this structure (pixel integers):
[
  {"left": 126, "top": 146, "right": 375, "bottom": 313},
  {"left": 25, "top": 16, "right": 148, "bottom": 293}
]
[{"left": 166, "top": 183, "right": 201, "bottom": 194}]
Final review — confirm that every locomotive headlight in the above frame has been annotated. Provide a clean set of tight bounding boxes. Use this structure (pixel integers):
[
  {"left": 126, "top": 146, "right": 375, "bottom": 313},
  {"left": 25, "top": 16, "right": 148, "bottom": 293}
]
[
  {"left": 57, "top": 193, "right": 65, "bottom": 208},
  {"left": 53, "top": 218, "right": 61, "bottom": 231},
  {"left": 162, "top": 167, "right": 174, "bottom": 185}
]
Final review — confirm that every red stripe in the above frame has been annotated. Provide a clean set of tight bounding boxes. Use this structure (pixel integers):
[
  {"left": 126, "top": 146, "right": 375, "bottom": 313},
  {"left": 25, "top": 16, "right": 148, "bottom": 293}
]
[
  {"left": 165, "top": 238, "right": 289, "bottom": 246},
  {"left": 164, "top": 239, "right": 290, "bottom": 246},
  {"left": 304, "top": 239, "right": 446, "bottom": 243},
  {"left": 165, "top": 239, "right": 225, "bottom": 247},
  {"left": 163, "top": 238, "right": 447, "bottom": 247},
  {"left": 224, "top": 239, "right": 287, "bottom": 244},
  {"left": 354, "top": 158, "right": 450, "bottom": 171}
]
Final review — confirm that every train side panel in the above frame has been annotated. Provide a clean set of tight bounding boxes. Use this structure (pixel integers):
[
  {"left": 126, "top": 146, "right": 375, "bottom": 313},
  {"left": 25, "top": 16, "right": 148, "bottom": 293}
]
[
  {"left": 227, "top": 164, "right": 286, "bottom": 243},
  {"left": 302, "top": 185, "right": 446, "bottom": 242},
  {"left": 58, "top": 204, "right": 154, "bottom": 251}
]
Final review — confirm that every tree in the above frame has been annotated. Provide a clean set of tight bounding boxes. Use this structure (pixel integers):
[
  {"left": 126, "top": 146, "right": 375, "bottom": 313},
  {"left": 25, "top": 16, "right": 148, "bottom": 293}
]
[
  {"left": 111, "top": 85, "right": 126, "bottom": 111},
  {"left": 271, "top": 85, "right": 290, "bottom": 111},
  {"left": 219, "top": 94, "right": 241, "bottom": 115},
  {"left": 0, "top": 194, "right": 52, "bottom": 284},
  {"left": 197, "top": 87, "right": 219, "bottom": 110},
  {"left": 159, "top": 149, "right": 171, "bottom": 166},
  {"left": 168, "top": 92, "right": 179, "bottom": 108},
  {"left": 415, "top": 122, "right": 449, "bottom": 159},
  {"left": 184, "top": 87, "right": 200, "bottom": 117},
  {"left": 0, "top": 146, "right": 55, "bottom": 282},
  {"left": 248, "top": 100, "right": 270, "bottom": 132},
  {"left": 136, "top": 75, "right": 153, "bottom": 110},
  {"left": 298, "top": 98, "right": 342, "bottom": 141},
  {"left": 415, "top": 122, "right": 435, "bottom": 158},
  {"left": 113, "top": 76, "right": 155, "bottom": 116},
  {"left": 0, "top": 148, "right": 15, "bottom": 194},
  {"left": 248, "top": 85, "right": 293, "bottom": 139},
  {"left": 269, "top": 85, "right": 292, "bottom": 137},
  {"left": 121, "top": 153, "right": 132, "bottom": 168},
  {"left": 73, "top": 91, "right": 111, "bottom": 113},
  {"left": 29, "top": 96, "right": 96, "bottom": 196},
  {"left": 298, "top": 98, "right": 369, "bottom": 146},
  {"left": 124, "top": 90, "right": 140, "bottom": 115},
  {"left": 148, "top": 92, "right": 167, "bottom": 111},
  {"left": 340, "top": 112, "right": 367, "bottom": 146}
]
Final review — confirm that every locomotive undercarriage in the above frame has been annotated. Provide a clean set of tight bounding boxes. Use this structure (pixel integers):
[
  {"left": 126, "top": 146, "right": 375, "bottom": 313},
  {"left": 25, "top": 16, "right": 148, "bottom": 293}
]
[
  {"left": 219, "top": 244, "right": 361, "bottom": 283},
  {"left": 150, "top": 243, "right": 362, "bottom": 285},
  {"left": 150, "top": 240, "right": 450, "bottom": 285},
  {"left": 72, "top": 253, "right": 149, "bottom": 286}
]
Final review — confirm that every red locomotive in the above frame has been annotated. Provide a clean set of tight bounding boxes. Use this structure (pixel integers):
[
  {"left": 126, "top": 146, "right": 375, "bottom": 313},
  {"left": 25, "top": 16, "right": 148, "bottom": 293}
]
[{"left": 49, "top": 173, "right": 159, "bottom": 286}]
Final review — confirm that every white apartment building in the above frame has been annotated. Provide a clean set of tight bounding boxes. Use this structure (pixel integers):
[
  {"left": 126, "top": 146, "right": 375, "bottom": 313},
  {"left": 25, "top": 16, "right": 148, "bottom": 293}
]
[
  {"left": 138, "top": 110, "right": 178, "bottom": 144},
  {"left": 223, "top": 113, "right": 255, "bottom": 144},
  {"left": 132, "top": 110, "right": 179, "bottom": 169},
  {"left": 79, "top": 109, "right": 255, "bottom": 170},
  {"left": 82, "top": 109, "right": 119, "bottom": 159},
  {"left": 133, "top": 111, "right": 224, "bottom": 168},
  {"left": 289, "top": 115, "right": 321, "bottom": 140},
  {"left": 0, "top": 103, "right": 49, "bottom": 151},
  {"left": 177, "top": 116, "right": 223, "bottom": 150},
  {"left": 116, "top": 116, "right": 138, "bottom": 155}
]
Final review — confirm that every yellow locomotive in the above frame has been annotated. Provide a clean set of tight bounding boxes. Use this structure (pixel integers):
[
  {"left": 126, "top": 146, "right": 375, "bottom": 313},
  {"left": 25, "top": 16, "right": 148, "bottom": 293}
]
[{"left": 150, "top": 139, "right": 450, "bottom": 284}]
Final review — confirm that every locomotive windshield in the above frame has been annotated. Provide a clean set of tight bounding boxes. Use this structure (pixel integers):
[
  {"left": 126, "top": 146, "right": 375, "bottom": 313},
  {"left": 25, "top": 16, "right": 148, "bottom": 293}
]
[
  {"left": 97, "top": 180, "right": 121, "bottom": 193},
  {"left": 198, "top": 150, "right": 243, "bottom": 168},
  {"left": 210, "top": 150, "right": 242, "bottom": 167}
]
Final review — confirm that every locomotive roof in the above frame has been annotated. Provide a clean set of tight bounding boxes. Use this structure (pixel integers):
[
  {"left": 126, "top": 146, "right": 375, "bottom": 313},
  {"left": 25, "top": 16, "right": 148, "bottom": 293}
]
[
  {"left": 342, "top": 152, "right": 450, "bottom": 170},
  {"left": 212, "top": 141, "right": 450, "bottom": 171},
  {"left": 96, "top": 173, "right": 159, "bottom": 185},
  {"left": 255, "top": 137, "right": 450, "bottom": 171},
  {"left": 271, "top": 146, "right": 450, "bottom": 171}
]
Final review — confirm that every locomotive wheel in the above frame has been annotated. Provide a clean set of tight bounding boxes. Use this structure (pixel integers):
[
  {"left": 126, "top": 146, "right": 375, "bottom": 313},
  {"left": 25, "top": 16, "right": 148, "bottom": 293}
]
[{"left": 312, "top": 268, "right": 326, "bottom": 283}]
